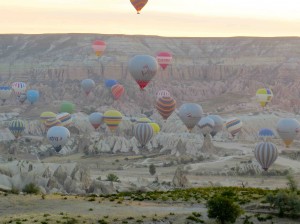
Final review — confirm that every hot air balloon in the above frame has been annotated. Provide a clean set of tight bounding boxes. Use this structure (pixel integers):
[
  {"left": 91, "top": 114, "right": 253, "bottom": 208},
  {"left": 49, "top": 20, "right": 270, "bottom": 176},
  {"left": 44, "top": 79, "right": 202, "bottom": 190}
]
[
  {"left": 149, "top": 122, "right": 160, "bottom": 134},
  {"left": 59, "top": 101, "right": 75, "bottom": 114},
  {"left": 198, "top": 116, "right": 215, "bottom": 137},
  {"left": 156, "top": 96, "right": 176, "bottom": 120},
  {"left": 56, "top": 112, "right": 73, "bottom": 127},
  {"left": 137, "top": 117, "right": 151, "bottom": 123},
  {"left": 105, "top": 79, "right": 118, "bottom": 88},
  {"left": 178, "top": 103, "right": 203, "bottom": 132},
  {"left": 207, "top": 115, "right": 224, "bottom": 137},
  {"left": 89, "top": 112, "right": 103, "bottom": 130},
  {"left": 134, "top": 123, "right": 153, "bottom": 147},
  {"left": 8, "top": 119, "right": 25, "bottom": 139},
  {"left": 156, "top": 90, "right": 171, "bottom": 99},
  {"left": 111, "top": 84, "right": 125, "bottom": 100},
  {"left": 81, "top": 79, "right": 95, "bottom": 96},
  {"left": 225, "top": 118, "right": 243, "bottom": 137},
  {"left": 256, "top": 88, "right": 273, "bottom": 108},
  {"left": 103, "top": 110, "right": 123, "bottom": 133},
  {"left": 254, "top": 142, "right": 278, "bottom": 171},
  {"left": 26, "top": 90, "right": 39, "bottom": 104},
  {"left": 40, "top": 112, "right": 57, "bottom": 124},
  {"left": 276, "top": 118, "right": 300, "bottom": 148},
  {"left": 258, "top": 128, "right": 275, "bottom": 142},
  {"left": 156, "top": 52, "right": 172, "bottom": 70},
  {"left": 130, "top": 0, "right": 148, "bottom": 14},
  {"left": 44, "top": 117, "right": 62, "bottom": 130},
  {"left": 11, "top": 82, "right": 26, "bottom": 96},
  {"left": 18, "top": 93, "right": 27, "bottom": 104},
  {"left": 92, "top": 40, "right": 106, "bottom": 57},
  {"left": 0, "top": 86, "right": 12, "bottom": 104},
  {"left": 47, "top": 126, "right": 70, "bottom": 152},
  {"left": 128, "top": 55, "right": 158, "bottom": 90}
]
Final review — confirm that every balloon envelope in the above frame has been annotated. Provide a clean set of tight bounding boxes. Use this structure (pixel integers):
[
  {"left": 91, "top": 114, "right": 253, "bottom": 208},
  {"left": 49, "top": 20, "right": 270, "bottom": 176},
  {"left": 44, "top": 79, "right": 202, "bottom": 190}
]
[
  {"left": 178, "top": 103, "right": 203, "bottom": 131},
  {"left": 18, "top": 93, "right": 27, "bottom": 104},
  {"left": 276, "top": 118, "right": 300, "bottom": 148},
  {"left": 130, "top": 0, "right": 148, "bottom": 14},
  {"left": 11, "top": 82, "right": 26, "bottom": 96},
  {"left": 92, "top": 40, "right": 106, "bottom": 56},
  {"left": 40, "top": 112, "right": 57, "bottom": 124},
  {"left": 105, "top": 79, "right": 118, "bottom": 88},
  {"left": 47, "top": 126, "right": 70, "bottom": 152},
  {"left": 59, "top": 101, "right": 75, "bottom": 114},
  {"left": 0, "top": 86, "right": 12, "bottom": 103},
  {"left": 44, "top": 118, "right": 62, "bottom": 130},
  {"left": 225, "top": 117, "right": 243, "bottom": 137},
  {"left": 103, "top": 110, "right": 123, "bottom": 133},
  {"left": 156, "top": 90, "right": 171, "bottom": 99},
  {"left": 137, "top": 117, "right": 151, "bottom": 123},
  {"left": 128, "top": 55, "right": 158, "bottom": 90},
  {"left": 256, "top": 88, "right": 273, "bottom": 107},
  {"left": 26, "top": 90, "right": 39, "bottom": 104},
  {"left": 258, "top": 128, "right": 275, "bottom": 141},
  {"left": 81, "top": 79, "right": 95, "bottom": 96},
  {"left": 254, "top": 142, "right": 278, "bottom": 171},
  {"left": 134, "top": 123, "right": 153, "bottom": 147},
  {"left": 198, "top": 117, "right": 215, "bottom": 136},
  {"left": 111, "top": 84, "right": 125, "bottom": 100},
  {"left": 156, "top": 96, "right": 176, "bottom": 120},
  {"left": 149, "top": 122, "right": 160, "bottom": 134},
  {"left": 156, "top": 52, "right": 172, "bottom": 70},
  {"left": 9, "top": 119, "right": 25, "bottom": 139},
  {"left": 207, "top": 115, "right": 224, "bottom": 137},
  {"left": 89, "top": 112, "right": 103, "bottom": 130},
  {"left": 56, "top": 112, "right": 73, "bottom": 127}
]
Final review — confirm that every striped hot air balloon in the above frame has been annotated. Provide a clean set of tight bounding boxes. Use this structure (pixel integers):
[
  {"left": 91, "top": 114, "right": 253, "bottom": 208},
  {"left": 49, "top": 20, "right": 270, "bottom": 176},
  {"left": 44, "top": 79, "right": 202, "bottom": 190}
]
[
  {"left": 256, "top": 88, "right": 273, "bottom": 108},
  {"left": 111, "top": 84, "right": 125, "bottom": 100},
  {"left": 11, "top": 82, "right": 26, "bottom": 96},
  {"left": 254, "top": 142, "right": 278, "bottom": 171},
  {"left": 92, "top": 40, "right": 106, "bottom": 57},
  {"left": 276, "top": 118, "right": 300, "bottom": 148},
  {"left": 198, "top": 116, "right": 215, "bottom": 137},
  {"left": 134, "top": 123, "right": 153, "bottom": 147},
  {"left": 178, "top": 103, "right": 203, "bottom": 132},
  {"left": 56, "top": 112, "right": 73, "bottom": 127},
  {"left": 156, "top": 96, "right": 176, "bottom": 120},
  {"left": 156, "top": 52, "right": 172, "bottom": 70},
  {"left": 130, "top": 0, "right": 148, "bottom": 14},
  {"left": 44, "top": 117, "right": 62, "bottom": 130},
  {"left": 0, "top": 86, "right": 12, "bottom": 104},
  {"left": 226, "top": 117, "right": 243, "bottom": 137},
  {"left": 103, "top": 110, "right": 123, "bottom": 133},
  {"left": 8, "top": 119, "right": 25, "bottom": 139},
  {"left": 40, "top": 112, "right": 57, "bottom": 124},
  {"left": 156, "top": 90, "right": 171, "bottom": 99},
  {"left": 89, "top": 112, "right": 103, "bottom": 130}
]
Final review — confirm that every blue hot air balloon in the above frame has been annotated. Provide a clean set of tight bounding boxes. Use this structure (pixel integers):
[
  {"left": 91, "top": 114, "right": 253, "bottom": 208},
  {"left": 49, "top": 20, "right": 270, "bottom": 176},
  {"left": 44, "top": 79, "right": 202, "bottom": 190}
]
[
  {"left": 258, "top": 128, "right": 275, "bottom": 141},
  {"left": 26, "top": 90, "right": 39, "bottom": 104},
  {"left": 105, "top": 79, "right": 118, "bottom": 88}
]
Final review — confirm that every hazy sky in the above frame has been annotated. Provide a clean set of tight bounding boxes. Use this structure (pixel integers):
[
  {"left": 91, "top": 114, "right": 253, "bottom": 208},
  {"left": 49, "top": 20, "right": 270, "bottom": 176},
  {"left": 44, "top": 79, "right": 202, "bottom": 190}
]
[{"left": 1, "top": 0, "right": 300, "bottom": 37}]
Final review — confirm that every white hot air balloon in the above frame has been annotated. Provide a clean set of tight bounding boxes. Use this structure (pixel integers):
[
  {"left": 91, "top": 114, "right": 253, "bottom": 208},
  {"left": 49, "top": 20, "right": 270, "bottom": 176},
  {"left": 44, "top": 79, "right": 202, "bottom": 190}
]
[
  {"left": 198, "top": 116, "right": 215, "bottom": 136},
  {"left": 47, "top": 126, "right": 70, "bottom": 152},
  {"left": 254, "top": 141, "right": 278, "bottom": 171},
  {"left": 178, "top": 103, "right": 203, "bottom": 132},
  {"left": 276, "top": 118, "right": 300, "bottom": 148}
]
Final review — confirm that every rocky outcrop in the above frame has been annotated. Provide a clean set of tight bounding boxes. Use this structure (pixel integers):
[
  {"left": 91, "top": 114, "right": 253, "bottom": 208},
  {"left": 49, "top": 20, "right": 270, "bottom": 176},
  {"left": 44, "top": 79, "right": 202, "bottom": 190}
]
[{"left": 172, "top": 166, "right": 190, "bottom": 188}]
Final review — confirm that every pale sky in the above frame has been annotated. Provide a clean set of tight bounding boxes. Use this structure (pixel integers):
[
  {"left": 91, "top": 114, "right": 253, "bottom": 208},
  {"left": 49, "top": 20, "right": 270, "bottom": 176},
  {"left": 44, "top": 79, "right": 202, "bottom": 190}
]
[{"left": 1, "top": 0, "right": 300, "bottom": 37}]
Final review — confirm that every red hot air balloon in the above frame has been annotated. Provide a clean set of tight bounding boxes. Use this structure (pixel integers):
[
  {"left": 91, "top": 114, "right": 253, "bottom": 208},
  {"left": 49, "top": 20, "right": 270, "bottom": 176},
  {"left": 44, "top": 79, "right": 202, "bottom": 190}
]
[
  {"left": 92, "top": 40, "right": 106, "bottom": 56},
  {"left": 130, "top": 0, "right": 148, "bottom": 14},
  {"left": 156, "top": 52, "right": 172, "bottom": 70},
  {"left": 111, "top": 84, "right": 125, "bottom": 100}
]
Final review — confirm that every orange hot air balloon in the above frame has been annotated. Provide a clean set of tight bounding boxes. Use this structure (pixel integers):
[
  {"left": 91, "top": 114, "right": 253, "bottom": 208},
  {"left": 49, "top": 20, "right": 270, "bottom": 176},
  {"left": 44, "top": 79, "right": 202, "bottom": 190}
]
[
  {"left": 130, "top": 0, "right": 148, "bottom": 14},
  {"left": 111, "top": 84, "right": 125, "bottom": 100},
  {"left": 92, "top": 40, "right": 106, "bottom": 56}
]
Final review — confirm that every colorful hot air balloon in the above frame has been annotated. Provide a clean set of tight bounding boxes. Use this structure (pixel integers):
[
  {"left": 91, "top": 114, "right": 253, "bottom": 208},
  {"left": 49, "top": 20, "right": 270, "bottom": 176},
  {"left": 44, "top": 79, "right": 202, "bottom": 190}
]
[
  {"left": 0, "top": 86, "right": 12, "bottom": 104},
  {"left": 103, "top": 110, "right": 123, "bottom": 133},
  {"left": 156, "top": 52, "right": 172, "bottom": 70},
  {"left": 156, "top": 90, "right": 171, "bottom": 99},
  {"left": 92, "top": 40, "right": 106, "bottom": 57},
  {"left": 128, "top": 55, "right": 158, "bottom": 90},
  {"left": 149, "top": 122, "right": 160, "bottom": 134},
  {"left": 207, "top": 115, "right": 224, "bottom": 137},
  {"left": 59, "top": 101, "right": 75, "bottom": 114},
  {"left": 26, "top": 90, "right": 39, "bottom": 104},
  {"left": 11, "top": 82, "right": 26, "bottom": 96},
  {"left": 130, "top": 0, "right": 148, "bottom": 14},
  {"left": 225, "top": 118, "right": 243, "bottom": 137},
  {"left": 40, "top": 112, "right": 57, "bottom": 124},
  {"left": 105, "top": 79, "right": 118, "bottom": 88},
  {"left": 47, "top": 126, "right": 70, "bottom": 152},
  {"left": 134, "top": 123, "right": 153, "bottom": 147},
  {"left": 81, "top": 79, "right": 95, "bottom": 96},
  {"left": 156, "top": 96, "right": 176, "bottom": 120},
  {"left": 17, "top": 93, "right": 27, "bottom": 104},
  {"left": 276, "top": 118, "right": 300, "bottom": 148},
  {"left": 258, "top": 128, "right": 275, "bottom": 142},
  {"left": 89, "top": 112, "right": 103, "bottom": 130},
  {"left": 56, "top": 113, "right": 73, "bottom": 127},
  {"left": 256, "top": 88, "right": 273, "bottom": 108},
  {"left": 137, "top": 117, "right": 151, "bottom": 123},
  {"left": 178, "top": 103, "right": 203, "bottom": 132},
  {"left": 198, "top": 116, "right": 215, "bottom": 137},
  {"left": 8, "top": 119, "right": 25, "bottom": 139},
  {"left": 111, "top": 84, "right": 125, "bottom": 100},
  {"left": 254, "top": 142, "right": 278, "bottom": 171},
  {"left": 44, "top": 117, "right": 62, "bottom": 130}
]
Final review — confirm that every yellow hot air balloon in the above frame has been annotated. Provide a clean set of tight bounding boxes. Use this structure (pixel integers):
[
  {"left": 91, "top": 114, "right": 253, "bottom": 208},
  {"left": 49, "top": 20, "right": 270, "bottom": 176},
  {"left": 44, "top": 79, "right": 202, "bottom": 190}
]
[
  {"left": 256, "top": 88, "right": 273, "bottom": 108},
  {"left": 149, "top": 122, "right": 160, "bottom": 134},
  {"left": 137, "top": 117, "right": 151, "bottom": 123},
  {"left": 40, "top": 112, "right": 57, "bottom": 124},
  {"left": 103, "top": 110, "right": 123, "bottom": 133}
]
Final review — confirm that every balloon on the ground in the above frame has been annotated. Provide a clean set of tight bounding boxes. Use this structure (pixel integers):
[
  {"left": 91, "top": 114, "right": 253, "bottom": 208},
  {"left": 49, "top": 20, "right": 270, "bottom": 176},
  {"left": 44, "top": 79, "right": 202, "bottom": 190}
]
[
  {"left": 47, "top": 126, "right": 70, "bottom": 152},
  {"left": 134, "top": 123, "right": 153, "bottom": 147},
  {"left": 130, "top": 0, "right": 148, "bottom": 14},
  {"left": 178, "top": 103, "right": 203, "bottom": 132},
  {"left": 89, "top": 112, "right": 103, "bottom": 130},
  {"left": 128, "top": 55, "right": 158, "bottom": 90},
  {"left": 40, "top": 112, "right": 57, "bottom": 123},
  {"left": 59, "top": 101, "right": 75, "bottom": 114},
  {"left": 254, "top": 141, "right": 278, "bottom": 171},
  {"left": 105, "top": 79, "right": 118, "bottom": 88},
  {"left": 92, "top": 40, "right": 106, "bottom": 56},
  {"left": 276, "top": 118, "right": 300, "bottom": 148},
  {"left": 0, "top": 86, "right": 12, "bottom": 104},
  {"left": 207, "top": 115, "right": 224, "bottom": 137},
  {"left": 258, "top": 128, "right": 275, "bottom": 141},
  {"left": 26, "top": 90, "right": 39, "bottom": 104},
  {"left": 256, "top": 88, "right": 273, "bottom": 108},
  {"left": 198, "top": 116, "right": 215, "bottom": 136},
  {"left": 111, "top": 84, "right": 125, "bottom": 100},
  {"left": 44, "top": 117, "right": 62, "bottom": 130},
  {"left": 11, "top": 82, "right": 26, "bottom": 96},
  {"left": 149, "top": 122, "right": 160, "bottom": 134},
  {"left": 81, "top": 79, "right": 95, "bottom": 96},
  {"left": 56, "top": 112, "right": 73, "bottom": 127},
  {"left": 156, "top": 52, "right": 172, "bottom": 70},
  {"left": 156, "top": 96, "right": 176, "bottom": 120},
  {"left": 103, "top": 110, "right": 123, "bottom": 133},
  {"left": 156, "top": 90, "right": 171, "bottom": 99},
  {"left": 9, "top": 119, "right": 25, "bottom": 139},
  {"left": 226, "top": 117, "right": 243, "bottom": 137}
]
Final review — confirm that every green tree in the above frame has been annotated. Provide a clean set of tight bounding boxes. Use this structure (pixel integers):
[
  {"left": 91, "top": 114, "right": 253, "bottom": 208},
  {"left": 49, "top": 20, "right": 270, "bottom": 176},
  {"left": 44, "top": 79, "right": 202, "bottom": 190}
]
[
  {"left": 149, "top": 164, "right": 156, "bottom": 176},
  {"left": 207, "top": 195, "right": 243, "bottom": 224},
  {"left": 286, "top": 174, "right": 298, "bottom": 192},
  {"left": 106, "top": 173, "right": 120, "bottom": 182},
  {"left": 22, "top": 183, "right": 40, "bottom": 194}
]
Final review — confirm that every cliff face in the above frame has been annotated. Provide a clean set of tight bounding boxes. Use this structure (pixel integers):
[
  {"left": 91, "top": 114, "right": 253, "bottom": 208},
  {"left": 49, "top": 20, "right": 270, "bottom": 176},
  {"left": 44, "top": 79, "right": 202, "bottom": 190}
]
[{"left": 0, "top": 34, "right": 300, "bottom": 113}]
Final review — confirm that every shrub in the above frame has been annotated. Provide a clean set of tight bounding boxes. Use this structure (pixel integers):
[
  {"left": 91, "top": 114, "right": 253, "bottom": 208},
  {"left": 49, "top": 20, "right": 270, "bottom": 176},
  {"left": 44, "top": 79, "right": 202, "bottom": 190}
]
[
  {"left": 22, "top": 183, "right": 40, "bottom": 194},
  {"left": 286, "top": 174, "right": 298, "bottom": 192},
  {"left": 106, "top": 173, "right": 120, "bottom": 182},
  {"left": 207, "top": 195, "right": 244, "bottom": 224},
  {"left": 149, "top": 164, "right": 156, "bottom": 176}
]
